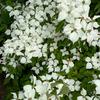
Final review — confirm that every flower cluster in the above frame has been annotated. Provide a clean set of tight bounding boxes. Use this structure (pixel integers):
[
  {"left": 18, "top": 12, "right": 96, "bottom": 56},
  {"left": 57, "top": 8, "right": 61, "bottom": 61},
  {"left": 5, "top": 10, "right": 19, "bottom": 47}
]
[
  {"left": 85, "top": 52, "right": 100, "bottom": 70},
  {"left": 12, "top": 75, "right": 81, "bottom": 100},
  {"left": 0, "top": 0, "right": 57, "bottom": 67},
  {"left": 57, "top": 0, "right": 100, "bottom": 45},
  {"left": 0, "top": 0, "right": 100, "bottom": 100}
]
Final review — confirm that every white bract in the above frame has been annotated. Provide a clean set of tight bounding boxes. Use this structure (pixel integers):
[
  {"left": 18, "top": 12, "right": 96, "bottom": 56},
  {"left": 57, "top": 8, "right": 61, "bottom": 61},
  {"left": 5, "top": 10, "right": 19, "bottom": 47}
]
[
  {"left": 20, "top": 57, "right": 27, "bottom": 64},
  {"left": 86, "top": 62, "right": 93, "bottom": 69},
  {"left": 23, "top": 85, "right": 35, "bottom": 99},
  {"left": 81, "top": 88, "right": 87, "bottom": 96},
  {"left": 85, "top": 52, "right": 100, "bottom": 70},
  {"left": 93, "top": 80, "right": 100, "bottom": 94}
]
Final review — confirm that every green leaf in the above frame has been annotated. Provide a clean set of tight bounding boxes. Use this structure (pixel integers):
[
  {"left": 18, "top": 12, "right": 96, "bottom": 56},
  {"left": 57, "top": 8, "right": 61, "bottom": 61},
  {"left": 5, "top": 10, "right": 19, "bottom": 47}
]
[
  {"left": 57, "top": 71, "right": 67, "bottom": 76},
  {"left": 60, "top": 95, "right": 69, "bottom": 100},
  {"left": 60, "top": 83, "right": 69, "bottom": 95},
  {"left": 6, "top": 0, "right": 14, "bottom": 6},
  {"left": 55, "top": 20, "right": 65, "bottom": 33},
  {"left": 71, "top": 91, "right": 80, "bottom": 100},
  {"left": 3, "top": 93, "right": 12, "bottom": 100},
  {"left": 4, "top": 76, "right": 11, "bottom": 85},
  {"left": 54, "top": 49, "right": 62, "bottom": 61}
]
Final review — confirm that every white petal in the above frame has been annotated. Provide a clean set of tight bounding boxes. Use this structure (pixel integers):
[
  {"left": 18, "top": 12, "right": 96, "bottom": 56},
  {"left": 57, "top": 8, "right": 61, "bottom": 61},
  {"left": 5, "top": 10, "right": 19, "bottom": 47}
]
[
  {"left": 69, "top": 32, "right": 79, "bottom": 43},
  {"left": 23, "top": 85, "right": 32, "bottom": 92},
  {"left": 86, "top": 63, "right": 92, "bottom": 69},
  {"left": 58, "top": 11, "right": 67, "bottom": 21},
  {"left": 20, "top": 57, "right": 27, "bottom": 64},
  {"left": 81, "top": 88, "right": 87, "bottom": 96}
]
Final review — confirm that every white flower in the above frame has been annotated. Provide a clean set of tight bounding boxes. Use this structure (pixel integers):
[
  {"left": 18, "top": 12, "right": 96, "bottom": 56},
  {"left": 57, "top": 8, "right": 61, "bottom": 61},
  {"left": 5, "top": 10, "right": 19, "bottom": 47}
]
[
  {"left": 85, "top": 57, "right": 91, "bottom": 62},
  {"left": 93, "top": 22, "right": 99, "bottom": 28},
  {"left": 23, "top": 85, "right": 32, "bottom": 92},
  {"left": 62, "top": 60, "right": 68, "bottom": 65},
  {"left": 46, "top": 74, "right": 52, "bottom": 80},
  {"left": 93, "top": 80, "right": 100, "bottom": 94},
  {"left": 81, "top": 20, "right": 87, "bottom": 30},
  {"left": 16, "top": 51, "right": 24, "bottom": 56},
  {"left": 69, "top": 61, "right": 74, "bottom": 67},
  {"left": 18, "top": 92, "right": 24, "bottom": 99},
  {"left": 86, "top": 96, "right": 93, "bottom": 100},
  {"left": 84, "top": 0, "right": 91, "bottom": 5},
  {"left": 39, "top": 94, "right": 47, "bottom": 100},
  {"left": 30, "top": 75, "right": 36, "bottom": 84},
  {"left": 58, "top": 11, "right": 67, "bottom": 21},
  {"left": 35, "top": 82, "right": 48, "bottom": 95},
  {"left": 92, "top": 41, "right": 97, "bottom": 46},
  {"left": 62, "top": 64, "right": 67, "bottom": 70},
  {"left": 20, "top": 57, "right": 27, "bottom": 64},
  {"left": 10, "top": 74, "right": 14, "bottom": 79},
  {"left": 23, "top": 85, "right": 35, "bottom": 98},
  {"left": 94, "top": 79, "right": 100, "bottom": 86},
  {"left": 77, "top": 96, "right": 85, "bottom": 100},
  {"left": 71, "top": 9, "right": 81, "bottom": 18},
  {"left": 8, "top": 48, "right": 14, "bottom": 54},
  {"left": 55, "top": 67, "right": 60, "bottom": 72},
  {"left": 95, "top": 87, "right": 100, "bottom": 94},
  {"left": 69, "top": 32, "right": 79, "bottom": 43},
  {"left": 81, "top": 88, "right": 87, "bottom": 96},
  {"left": 12, "top": 93, "right": 17, "bottom": 99},
  {"left": 51, "top": 53, "right": 55, "bottom": 59},
  {"left": 40, "top": 76, "right": 46, "bottom": 81},
  {"left": 74, "top": 19, "right": 82, "bottom": 30},
  {"left": 63, "top": 24, "right": 73, "bottom": 35},
  {"left": 69, "top": 85, "right": 75, "bottom": 91},
  {"left": 52, "top": 73, "right": 58, "bottom": 79},
  {"left": 5, "top": 6, "right": 13, "bottom": 11},
  {"left": 65, "top": 67, "right": 70, "bottom": 73},
  {"left": 49, "top": 95, "right": 56, "bottom": 100},
  {"left": 5, "top": 29, "right": 11, "bottom": 35},
  {"left": 93, "top": 15, "right": 100, "bottom": 20},
  {"left": 69, "top": 79, "right": 75, "bottom": 85},
  {"left": 70, "top": 48, "right": 76, "bottom": 54},
  {"left": 29, "top": 0, "right": 34, "bottom": 3},
  {"left": 86, "top": 63, "right": 92, "bottom": 69},
  {"left": 74, "top": 85, "right": 80, "bottom": 91},
  {"left": 48, "top": 66, "right": 54, "bottom": 73},
  {"left": 83, "top": 5, "right": 90, "bottom": 14}
]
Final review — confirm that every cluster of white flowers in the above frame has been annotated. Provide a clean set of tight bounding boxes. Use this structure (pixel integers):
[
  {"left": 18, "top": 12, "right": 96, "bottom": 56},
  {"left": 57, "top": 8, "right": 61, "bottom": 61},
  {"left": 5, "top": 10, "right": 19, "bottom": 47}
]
[
  {"left": 85, "top": 52, "right": 100, "bottom": 97},
  {"left": 12, "top": 85, "right": 36, "bottom": 100},
  {"left": 0, "top": 0, "right": 100, "bottom": 100},
  {"left": 85, "top": 52, "right": 100, "bottom": 70},
  {"left": 57, "top": 0, "right": 100, "bottom": 45},
  {"left": 12, "top": 75, "right": 64, "bottom": 100},
  {"left": 62, "top": 59, "right": 74, "bottom": 73},
  {"left": 12, "top": 74, "right": 82, "bottom": 100},
  {"left": 70, "top": 48, "right": 81, "bottom": 60},
  {"left": 0, "top": 0, "right": 57, "bottom": 67},
  {"left": 64, "top": 79, "right": 81, "bottom": 92},
  {"left": 0, "top": 0, "right": 99, "bottom": 66},
  {"left": 12, "top": 83, "right": 49, "bottom": 100},
  {"left": 1, "top": 0, "right": 99, "bottom": 67}
]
